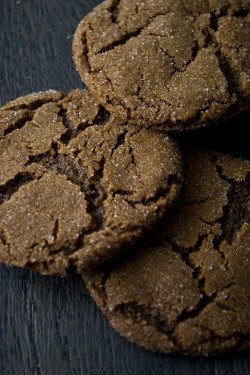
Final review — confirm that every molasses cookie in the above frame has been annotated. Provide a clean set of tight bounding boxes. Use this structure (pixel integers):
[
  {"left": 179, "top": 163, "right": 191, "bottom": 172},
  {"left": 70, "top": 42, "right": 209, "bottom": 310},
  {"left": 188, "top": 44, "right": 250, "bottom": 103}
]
[
  {"left": 0, "top": 89, "right": 182, "bottom": 274},
  {"left": 73, "top": 0, "right": 250, "bottom": 130},
  {"left": 83, "top": 150, "right": 250, "bottom": 355}
]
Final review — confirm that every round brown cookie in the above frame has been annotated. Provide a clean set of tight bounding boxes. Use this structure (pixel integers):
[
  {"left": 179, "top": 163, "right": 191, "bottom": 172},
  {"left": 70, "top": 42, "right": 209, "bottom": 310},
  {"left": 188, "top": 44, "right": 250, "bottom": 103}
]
[
  {"left": 0, "top": 89, "right": 182, "bottom": 274},
  {"left": 73, "top": 0, "right": 250, "bottom": 130},
  {"left": 83, "top": 150, "right": 250, "bottom": 355}
]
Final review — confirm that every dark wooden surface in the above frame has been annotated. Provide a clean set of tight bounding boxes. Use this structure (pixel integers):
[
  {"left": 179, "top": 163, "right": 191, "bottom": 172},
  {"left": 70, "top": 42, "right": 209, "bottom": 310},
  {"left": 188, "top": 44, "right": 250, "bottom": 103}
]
[{"left": 0, "top": 1, "right": 249, "bottom": 374}]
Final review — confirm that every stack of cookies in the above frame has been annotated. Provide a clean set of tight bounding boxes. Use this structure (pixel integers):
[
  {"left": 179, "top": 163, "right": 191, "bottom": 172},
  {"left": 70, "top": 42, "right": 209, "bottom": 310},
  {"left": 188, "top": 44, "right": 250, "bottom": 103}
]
[{"left": 0, "top": 0, "right": 249, "bottom": 356}]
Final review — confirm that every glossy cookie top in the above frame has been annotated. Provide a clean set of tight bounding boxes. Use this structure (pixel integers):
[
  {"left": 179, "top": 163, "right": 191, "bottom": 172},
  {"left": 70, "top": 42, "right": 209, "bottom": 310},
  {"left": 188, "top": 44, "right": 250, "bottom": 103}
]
[
  {"left": 73, "top": 0, "right": 250, "bottom": 130},
  {"left": 0, "top": 89, "right": 182, "bottom": 274},
  {"left": 83, "top": 150, "right": 250, "bottom": 355}
]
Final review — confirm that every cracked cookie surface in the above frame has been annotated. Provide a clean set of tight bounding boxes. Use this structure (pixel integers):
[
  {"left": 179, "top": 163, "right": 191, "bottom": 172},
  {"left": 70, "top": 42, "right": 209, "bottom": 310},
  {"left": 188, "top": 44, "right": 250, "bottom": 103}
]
[
  {"left": 73, "top": 0, "right": 250, "bottom": 130},
  {"left": 83, "top": 150, "right": 250, "bottom": 355},
  {"left": 0, "top": 89, "right": 182, "bottom": 274}
]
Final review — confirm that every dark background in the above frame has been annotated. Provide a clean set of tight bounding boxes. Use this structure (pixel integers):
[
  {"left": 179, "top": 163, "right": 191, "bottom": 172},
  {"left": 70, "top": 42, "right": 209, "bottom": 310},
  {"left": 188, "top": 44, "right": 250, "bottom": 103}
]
[{"left": 0, "top": 1, "right": 249, "bottom": 374}]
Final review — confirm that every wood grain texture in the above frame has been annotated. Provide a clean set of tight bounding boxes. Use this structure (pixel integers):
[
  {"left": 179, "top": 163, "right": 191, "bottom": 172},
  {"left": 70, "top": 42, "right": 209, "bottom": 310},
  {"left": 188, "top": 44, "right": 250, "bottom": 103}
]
[{"left": 0, "top": 1, "right": 249, "bottom": 374}]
